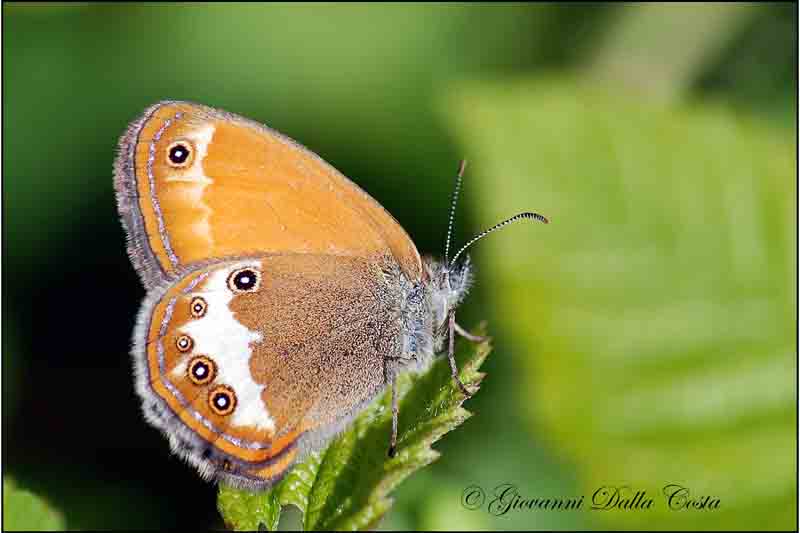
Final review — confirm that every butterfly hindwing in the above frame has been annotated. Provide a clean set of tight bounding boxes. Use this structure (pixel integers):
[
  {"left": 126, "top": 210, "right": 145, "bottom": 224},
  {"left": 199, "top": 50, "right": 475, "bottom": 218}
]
[{"left": 133, "top": 253, "right": 407, "bottom": 488}]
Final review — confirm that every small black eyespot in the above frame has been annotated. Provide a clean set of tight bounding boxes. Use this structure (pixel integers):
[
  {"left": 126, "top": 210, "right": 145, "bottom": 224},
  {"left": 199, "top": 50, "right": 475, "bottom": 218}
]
[
  {"left": 187, "top": 355, "right": 216, "bottom": 386},
  {"left": 166, "top": 141, "right": 193, "bottom": 167},
  {"left": 190, "top": 296, "right": 207, "bottom": 318},
  {"left": 227, "top": 267, "right": 261, "bottom": 293},
  {"left": 208, "top": 385, "right": 237, "bottom": 416},
  {"left": 176, "top": 334, "right": 193, "bottom": 353},
  {"left": 193, "top": 362, "right": 208, "bottom": 379}
]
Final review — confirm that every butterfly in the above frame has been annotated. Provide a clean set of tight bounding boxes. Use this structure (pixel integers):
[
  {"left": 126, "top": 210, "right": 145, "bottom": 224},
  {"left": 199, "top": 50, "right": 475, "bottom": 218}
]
[{"left": 113, "top": 101, "right": 547, "bottom": 490}]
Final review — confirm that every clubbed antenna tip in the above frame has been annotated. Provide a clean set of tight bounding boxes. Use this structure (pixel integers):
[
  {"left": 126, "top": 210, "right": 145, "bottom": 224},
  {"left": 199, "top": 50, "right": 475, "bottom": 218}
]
[{"left": 449, "top": 210, "right": 549, "bottom": 266}]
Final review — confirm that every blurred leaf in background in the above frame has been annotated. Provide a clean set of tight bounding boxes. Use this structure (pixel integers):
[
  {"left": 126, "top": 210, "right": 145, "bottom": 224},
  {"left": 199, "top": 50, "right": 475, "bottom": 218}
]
[
  {"left": 445, "top": 78, "right": 795, "bottom": 530},
  {"left": 3, "top": 477, "right": 65, "bottom": 531}
]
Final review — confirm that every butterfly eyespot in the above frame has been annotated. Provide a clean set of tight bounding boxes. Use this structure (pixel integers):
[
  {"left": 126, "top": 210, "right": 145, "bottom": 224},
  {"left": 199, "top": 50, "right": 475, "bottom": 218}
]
[
  {"left": 227, "top": 267, "right": 261, "bottom": 293},
  {"left": 175, "top": 334, "right": 194, "bottom": 353},
  {"left": 187, "top": 355, "right": 216, "bottom": 386},
  {"left": 190, "top": 296, "right": 207, "bottom": 318},
  {"left": 208, "top": 385, "right": 237, "bottom": 416},
  {"left": 166, "top": 141, "right": 193, "bottom": 167}
]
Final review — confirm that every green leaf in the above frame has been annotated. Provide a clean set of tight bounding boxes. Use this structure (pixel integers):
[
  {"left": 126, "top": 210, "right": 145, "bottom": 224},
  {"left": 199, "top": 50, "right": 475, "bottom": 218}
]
[
  {"left": 218, "top": 330, "right": 491, "bottom": 530},
  {"left": 443, "top": 78, "right": 795, "bottom": 530},
  {"left": 216, "top": 484, "right": 281, "bottom": 531},
  {"left": 3, "top": 477, "right": 65, "bottom": 531}
]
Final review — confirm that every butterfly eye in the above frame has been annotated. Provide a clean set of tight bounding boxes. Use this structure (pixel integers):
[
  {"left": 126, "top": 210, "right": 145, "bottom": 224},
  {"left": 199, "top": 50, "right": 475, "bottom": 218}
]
[
  {"left": 190, "top": 297, "right": 207, "bottom": 318},
  {"left": 227, "top": 268, "right": 261, "bottom": 293},
  {"left": 187, "top": 355, "right": 216, "bottom": 386},
  {"left": 208, "top": 385, "right": 237, "bottom": 416},
  {"left": 176, "top": 334, "right": 194, "bottom": 353},
  {"left": 166, "top": 141, "right": 193, "bottom": 167}
]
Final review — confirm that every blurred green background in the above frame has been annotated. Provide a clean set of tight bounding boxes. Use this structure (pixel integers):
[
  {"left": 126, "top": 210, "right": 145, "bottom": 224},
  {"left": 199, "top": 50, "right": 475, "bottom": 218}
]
[{"left": 3, "top": 2, "right": 796, "bottom": 530}]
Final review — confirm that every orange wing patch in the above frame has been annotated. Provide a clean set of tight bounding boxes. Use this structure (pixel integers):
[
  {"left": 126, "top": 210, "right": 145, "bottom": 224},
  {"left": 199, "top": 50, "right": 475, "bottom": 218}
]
[{"left": 117, "top": 101, "right": 423, "bottom": 287}]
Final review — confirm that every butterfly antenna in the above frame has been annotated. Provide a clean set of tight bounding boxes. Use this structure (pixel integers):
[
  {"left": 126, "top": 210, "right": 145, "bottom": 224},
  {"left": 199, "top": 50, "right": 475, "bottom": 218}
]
[
  {"left": 444, "top": 160, "right": 467, "bottom": 270},
  {"left": 449, "top": 211, "right": 549, "bottom": 267}
]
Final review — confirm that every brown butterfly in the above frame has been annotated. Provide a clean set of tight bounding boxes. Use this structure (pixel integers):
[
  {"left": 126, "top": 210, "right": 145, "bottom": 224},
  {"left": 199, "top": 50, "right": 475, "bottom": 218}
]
[{"left": 114, "top": 101, "right": 547, "bottom": 489}]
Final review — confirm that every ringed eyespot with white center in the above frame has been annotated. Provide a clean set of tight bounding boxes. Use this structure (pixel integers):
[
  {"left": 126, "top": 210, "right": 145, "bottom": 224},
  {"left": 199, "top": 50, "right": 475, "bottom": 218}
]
[
  {"left": 190, "top": 296, "right": 207, "bottom": 318},
  {"left": 227, "top": 267, "right": 261, "bottom": 293},
  {"left": 176, "top": 334, "right": 194, "bottom": 353},
  {"left": 208, "top": 385, "right": 237, "bottom": 416},
  {"left": 166, "top": 140, "right": 194, "bottom": 168},
  {"left": 187, "top": 355, "right": 216, "bottom": 386}
]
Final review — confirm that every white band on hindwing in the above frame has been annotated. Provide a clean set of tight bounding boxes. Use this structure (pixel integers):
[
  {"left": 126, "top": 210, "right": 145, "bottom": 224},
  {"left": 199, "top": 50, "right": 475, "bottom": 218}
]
[{"left": 170, "top": 261, "right": 275, "bottom": 433}]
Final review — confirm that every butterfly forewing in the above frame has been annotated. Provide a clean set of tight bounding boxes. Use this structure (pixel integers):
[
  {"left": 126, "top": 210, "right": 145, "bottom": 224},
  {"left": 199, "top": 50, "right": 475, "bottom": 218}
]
[{"left": 114, "top": 101, "right": 423, "bottom": 290}]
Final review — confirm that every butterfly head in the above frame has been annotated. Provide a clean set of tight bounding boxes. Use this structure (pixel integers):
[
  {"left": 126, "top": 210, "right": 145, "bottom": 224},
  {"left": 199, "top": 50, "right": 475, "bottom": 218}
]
[
  {"left": 424, "top": 254, "right": 474, "bottom": 331},
  {"left": 430, "top": 160, "right": 550, "bottom": 330}
]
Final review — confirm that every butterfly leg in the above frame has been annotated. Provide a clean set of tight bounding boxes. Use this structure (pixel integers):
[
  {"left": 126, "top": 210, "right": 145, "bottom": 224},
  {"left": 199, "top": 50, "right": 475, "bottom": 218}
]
[
  {"left": 388, "top": 369, "right": 399, "bottom": 458},
  {"left": 454, "top": 321, "right": 489, "bottom": 343},
  {"left": 448, "top": 311, "right": 475, "bottom": 397}
]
